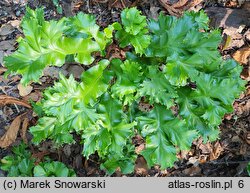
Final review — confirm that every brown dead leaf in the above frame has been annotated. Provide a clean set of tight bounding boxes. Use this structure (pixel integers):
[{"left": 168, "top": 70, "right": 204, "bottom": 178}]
[
  {"left": 232, "top": 46, "right": 250, "bottom": 65},
  {"left": 20, "top": 117, "right": 29, "bottom": 144},
  {"left": 8, "top": 20, "right": 21, "bottom": 28},
  {"left": 224, "top": 113, "right": 233, "bottom": 120},
  {"left": 158, "top": 0, "right": 204, "bottom": 16},
  {"left": 172, "top": 0, "right": 189, "bottom": 9},
  {"left": 199, "top": 154, "right": 208, "bottom": 163},
  {"left": 209, "top": 141, "right": 223, "bottom": 161},
  {"left": 72, "top": 1, "right": 84, "bottom": 12},
  {"left": 107, "top": 43, "right": 126, "bottom": 60},
  {"left": 226, "top": 0, "right": 238, "bottom": 8},
  {"left": 135, "top": 156, "right": 148, "bottom": 176},
  {"left": 240, "top": 66, "right": 250, "bottom": 81},
  {"left": 182, "top": 166, "right": 201, "bottom": 176},
  {"left": 17, "top": 83, "right": 33, "bottom": 97},
  {"left": 158, "top": 0, "right": 181, "bottom": 16},
  {"left": 236, "top": 100, "right": 250, "bottom": 117},
  {"left": 239, "top": 143, "right": 247, "bottom": 155},
  {"left": 135, "top": 143, "right": 145, "bottom": 154},
  {"left": 108, "top": 0, "right": 131, "bottom": 9},
  {"left": 199, "top": 143, "right": 212, "bottom": 154},
  {"left": 189, "top": 0, "right": 203, "bottom": 8},
  {"left": 0, "top": 114, "right": 23, "bottom": 148},
  {"left": 0, "top": 67, "right": 6, "bottom": 75},
  {"left": 32, "top": 151, "right": 50, "bottom": 164},
  {"left": 23, "top": 90, "right": 42, "bottom": 102},
  {"left": 67, "top": 64, "right": 85, "bottom": 79},
  {"left": 244, "top": 131, "right": 250, "bottom": 145},
  {"left": 0, "top": 95, "right": 31, "bottom": 108}
]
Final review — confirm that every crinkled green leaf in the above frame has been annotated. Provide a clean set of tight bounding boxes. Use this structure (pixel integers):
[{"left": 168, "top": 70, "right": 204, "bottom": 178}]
[
  {"left": 29, "top": 117, "right": 58, "bottom": 144},
  {"left": 30, "top": 60, "right": 110, "bottom": 145},
  {"left": 66, "top": 12, "right": 112, "bottom": 50},
  {"left": 100, "top": 144, "right": 136, "bottom": 175},
  {"left": 121, "top": 7, "right": 147, "bottom": 35},
  {"left": 137, "top": 105, "right": 197, "bottom": 169},
  {"left": 18, "top": 159, "right": 34, "bottom": 176},
  {"left": 34, "top": 161, "right": 76, "bottom": 177},
  {"left": 115, "top": 8, "right": 151, "bottom": 54},
  {"left": 0, "top": 143, "right": 35, "bottom": 177},
  {"left": 33, "top": 165, "right": 46, "bottom": 177},
  {"left": 177, "top": 87, "right": 221, "bottom": 142},
  {"left": 80, "top": 59, "right": 110, "bottom": 105},
  {"left": 137, "top": 66, "right": 177, "bottom": 107},
  {"left": 111, "top": 59, "right": 143, "bottom": 105},
  {"left": 82, "top": 93, "right": 136, "bottom": 158},
  {"left": 185, "top": 10, "right": 209, "bottom": 30},
  {"left": 9, "top": 7, "right": 245, "bottom": 175},
  {"left": 4, "top": 8, "right": 111, "bottom": 85}
]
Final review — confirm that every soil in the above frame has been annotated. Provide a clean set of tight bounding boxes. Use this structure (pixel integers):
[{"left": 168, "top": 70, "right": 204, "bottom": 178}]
[{"left": 0, "top": 0, "right": 250, "bottom": 177}]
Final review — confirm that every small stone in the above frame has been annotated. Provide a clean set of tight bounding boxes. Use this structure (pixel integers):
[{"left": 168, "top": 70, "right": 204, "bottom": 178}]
[
  {"left": 236, "top": 25, "right": 246, "bottom": 34},
  {"left": 0, "top": 24, "right": 14, "bottom": 36},
  {"left": 63, "top": 144, "right": 71, "bottom": 157},
  {"left": 188, "top": 157, "right": 199, "bottom": 167},
  {"left": 16, "top": 10, "right": 21, "bottom": 17}
]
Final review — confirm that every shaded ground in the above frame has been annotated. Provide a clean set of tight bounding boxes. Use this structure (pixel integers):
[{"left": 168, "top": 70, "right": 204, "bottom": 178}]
[{"left": 0, "top": 0, "right": 250, "bottom": 177}]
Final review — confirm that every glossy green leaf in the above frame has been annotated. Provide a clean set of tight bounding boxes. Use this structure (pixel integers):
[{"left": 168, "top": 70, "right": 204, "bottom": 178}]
[
  {"left": 137, "top": 105, "right": 197, "bottom": 169},
  {"left": 115, "top": 8, "right": 151, "bottom": 54},
  {"left": 111, "top": 59, "right": 143, "bottom": 105},
  {"left": 82, "top": 93, "right": 136, "bottom": 158},
  {"left": 137, "top": 66, "right": 177, "bottom": 107},
  {"left": 4, "top": 8, "right": 111, "bottom": 85}
]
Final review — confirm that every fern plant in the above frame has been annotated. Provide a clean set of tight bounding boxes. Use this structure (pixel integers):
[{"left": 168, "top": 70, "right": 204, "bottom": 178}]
[{"left": 4, "top": 7, "right": 246, "bottom": 174}]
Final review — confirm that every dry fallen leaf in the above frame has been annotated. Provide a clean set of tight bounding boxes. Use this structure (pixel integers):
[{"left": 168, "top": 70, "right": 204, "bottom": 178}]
[
  {"left": 158, "top": 0, "right": 181, "bottom": 16},
  {"left": 236, "top": 100, "right": 250, "bottom": 117},
  {"left": 32, "top": 151, "right": 50, "bottom": 164},
  {"left": 189, "top": 0, "right": 204, "bottom": 8},
  {"left": 232, "top": 46, "right": 250, "bottom": 65},
  {"left": 0, "top": 95, "right": 31, "bottom": 108},
  {"left": 23, "top": 90, "right": 42, "bottom": 102},
  {"left": 135, "top": 156, "right": 148, "bottom": 176},
  {"left": 158, "top": 0, "right": 204, "bottom": 16},
  {"left": 245, "top": 132, "right": 250, "bottom": 145},
  {"left": 172, "top": 0, "right": 189, "bottom": 9},
  {"left": 199, "top": 143, "right": 212, "bottom": 154},
  {"left": 67, "top": 64, "right": 85, "bottom": 79},
  {"left": 0, "top": 67, "right": 7, "bottom": 75},
  {"left": 20, "top": 117, "right": 29, "bottom": 144},
  {"left": 182, "top": 166, "right": 201, "bottom": 176},
  {"left": 17, "top": 83, "right": 33, "bottom": 97},
  {"left": 8, "top": 20, "right": 21, "bottom": 28},
  {"left": 108, "top": 0, "right": 131, "bottom": 9},
  {"left": 209, "top": 141, "right": 223, "bottom": 161},
  {"left": 135, "top": 143, "right": 145, "bottom": 154},
  {"left": 0, "top": 114, "right": 22, "bottom": 148}
]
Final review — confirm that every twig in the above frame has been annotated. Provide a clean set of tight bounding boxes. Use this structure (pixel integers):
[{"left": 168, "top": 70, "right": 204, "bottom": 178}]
[
  {"left": 206, "top": 159, "right": 250, "bottom": 165},
  {"left": 13, "top": 103, "right": 20, "bottom": 113}
]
